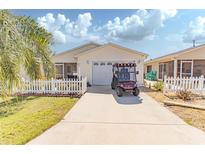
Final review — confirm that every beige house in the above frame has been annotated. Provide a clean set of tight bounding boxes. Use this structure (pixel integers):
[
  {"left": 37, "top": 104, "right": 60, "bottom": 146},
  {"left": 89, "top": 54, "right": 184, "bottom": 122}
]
[
  {"left": 52, "top": 42, "right": 148, "bottom": 85},
  {"left": 144, "top": 44, "right": 205, "bottom": 80}
]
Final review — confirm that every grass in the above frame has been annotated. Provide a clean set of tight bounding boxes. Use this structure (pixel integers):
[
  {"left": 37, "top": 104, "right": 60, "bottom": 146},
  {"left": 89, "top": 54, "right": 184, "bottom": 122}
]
[{"left": 0, "top": 96, "right": 77, "bottom": 144}]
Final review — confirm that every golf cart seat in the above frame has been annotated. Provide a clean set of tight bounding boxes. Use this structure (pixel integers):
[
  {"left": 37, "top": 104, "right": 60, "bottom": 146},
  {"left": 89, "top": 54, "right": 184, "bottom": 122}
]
[{"left": 119, "top": 68, "right": 130, "bottom": 81}]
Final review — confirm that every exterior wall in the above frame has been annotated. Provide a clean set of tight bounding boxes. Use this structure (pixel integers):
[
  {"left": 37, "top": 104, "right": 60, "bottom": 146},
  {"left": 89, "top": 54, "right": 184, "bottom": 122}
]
[
  {"left": 77, "top": 45, "right": 146, "bottom": 85},
  {"left": 52, "top": 54, "right": 77, "bottom": 63},
  {"left": 177, "top": 47, "right": 205, "bottom": 59},
  {"left": 52, "top": 44, "right": 99, "bottom": 63},
  {"left": 145, "top": 59, "right": 176, "bottom": 80},
  {"left": 144, "top": 61, "right": 159, "bottom": 78},
  {"left": 175, "top": 48, "right": 205, "bottom": 77}
]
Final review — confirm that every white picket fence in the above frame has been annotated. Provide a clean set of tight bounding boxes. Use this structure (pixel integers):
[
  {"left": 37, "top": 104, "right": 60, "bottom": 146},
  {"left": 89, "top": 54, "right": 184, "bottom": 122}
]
[
  {"left": 6, "top": 77, "right": 87, "bottom": 95},
  {"left": 164, "top": 75, "right": 205, "bottom": 94}
]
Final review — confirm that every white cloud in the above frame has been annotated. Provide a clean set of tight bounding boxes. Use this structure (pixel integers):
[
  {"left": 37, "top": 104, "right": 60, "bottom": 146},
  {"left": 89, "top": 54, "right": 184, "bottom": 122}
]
[
  {"left": 37, "top": 12, "right": 93, "bottom": 44},
  {"left": 98, "top": 9, "right": 177, "bottom": 41},
  {"left": 56, "top": 14, "right": 66, "bottom": 25},
  {"left": 37, "top": 13, "right": 56, "bottom": 31},
  {"left": 183, "top": 16, "right": 205, "bottom": 43},
  {"left": 37, "top": 10, "right": 177, "bottom": 45},
  {"left": 65, "top": 12, "right": 92, "bottom": 37},
  {"left": 160, "top": 9, "right": 177, "bottom": 21},
  {"left": 53, "top": 30, "right": 66, "bottom": 44}
]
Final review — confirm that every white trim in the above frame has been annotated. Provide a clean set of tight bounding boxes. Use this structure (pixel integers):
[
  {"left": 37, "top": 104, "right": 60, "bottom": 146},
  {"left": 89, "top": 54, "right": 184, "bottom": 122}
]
[
  {"left": 180, "top": 60, "right": 193, "bottom": 78},
  {"left": 174, "top": 59, "right": 177, "bottom": 78},
  {"left": 77, "top": 63, "right": 81, "bottom": 77}
]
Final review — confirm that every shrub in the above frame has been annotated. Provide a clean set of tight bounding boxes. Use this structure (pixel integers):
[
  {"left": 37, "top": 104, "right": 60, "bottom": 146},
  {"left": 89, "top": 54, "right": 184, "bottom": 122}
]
[
  {"left": 153, "top": 81, "right": 164, "bottom": 91},
  {"left": 176, "top": 89, "right": 192, "bottom": 101}
]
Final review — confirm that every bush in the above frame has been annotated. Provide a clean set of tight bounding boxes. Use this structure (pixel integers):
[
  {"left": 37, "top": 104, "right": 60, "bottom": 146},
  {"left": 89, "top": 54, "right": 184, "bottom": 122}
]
[
  {"left": 153, "top": 81, "right": 164, "bottom": 91},
  {"left": 176, "top": 90, "right": 192, "bottom": 101}
]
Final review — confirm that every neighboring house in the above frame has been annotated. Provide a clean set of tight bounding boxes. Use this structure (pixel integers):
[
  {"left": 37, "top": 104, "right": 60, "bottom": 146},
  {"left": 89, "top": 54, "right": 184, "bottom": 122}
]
[
  {"left": 144, "top": 44, "right": 205, "bottom": 80},
  {"left": 52, "top": 42, "right": 148, "bottom": 86}
]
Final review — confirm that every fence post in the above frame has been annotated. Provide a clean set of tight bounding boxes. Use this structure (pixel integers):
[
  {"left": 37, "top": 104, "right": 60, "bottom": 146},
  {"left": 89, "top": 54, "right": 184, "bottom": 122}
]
[
  {"left": 163, "top": 75, "right": 167, "bottom": 93},
  {"left": 199, "top": 75, "right": 204, "bottom": 94},
  {"left": 51, "top": 78, "right": 55, "bottom": 94},
  {"left": 85, "top": 77, "right": 87, "bottom": 93}
]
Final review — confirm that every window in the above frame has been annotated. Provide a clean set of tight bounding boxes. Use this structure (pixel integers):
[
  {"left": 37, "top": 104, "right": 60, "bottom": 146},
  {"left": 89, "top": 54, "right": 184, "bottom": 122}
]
[
  {"left": 100, "top": 62, "right": 105, "bottom": 65},
  {"left": 55, "top": 64, "right": 63, "bottom": 74},
  {"left": 159, "top": 63, "right": 168, "bottom": 79},
  {"left": 147, "top": 65, "right": 152, "bottom": 73},
  {"left": 107, "top": 62, "right": 112, "bottom": 65},
  {"left": 55, "top": 64, "right": 64, "bottom": 79},
  {"left": 193, "top": 60, "right": 205, "bottom": 77},
  {"left": 66, "top": 65, "right": 72, "bottom": 73}
]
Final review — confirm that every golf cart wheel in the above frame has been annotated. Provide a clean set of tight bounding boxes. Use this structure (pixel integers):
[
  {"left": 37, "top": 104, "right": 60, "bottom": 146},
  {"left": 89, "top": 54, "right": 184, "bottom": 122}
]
[
  {"left": 116, "top": 87, "right": 123, "bottom": 97},
  {"left": 133, "top": 88, "right": 140, "bottom": 96}
]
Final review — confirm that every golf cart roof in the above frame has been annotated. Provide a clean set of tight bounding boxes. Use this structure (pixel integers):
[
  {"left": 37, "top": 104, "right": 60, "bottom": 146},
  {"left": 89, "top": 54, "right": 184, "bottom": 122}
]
[{"left": 113, "top": 63, "right": 136, "bottom": 67}]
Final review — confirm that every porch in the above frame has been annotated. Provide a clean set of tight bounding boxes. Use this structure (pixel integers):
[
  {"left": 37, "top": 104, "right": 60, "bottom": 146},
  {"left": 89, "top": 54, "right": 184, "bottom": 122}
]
[
  {"left": 159, "top": 59, "right": 205, "bottom": 79},
  {"left": 55, "top": 63, "right": 79, "bottom": 79}
]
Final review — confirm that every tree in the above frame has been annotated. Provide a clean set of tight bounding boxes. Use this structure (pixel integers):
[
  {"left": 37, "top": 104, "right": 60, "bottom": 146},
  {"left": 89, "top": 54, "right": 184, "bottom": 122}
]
[{"left": 0, "top": 10, "right": 54, "bottom": 96}]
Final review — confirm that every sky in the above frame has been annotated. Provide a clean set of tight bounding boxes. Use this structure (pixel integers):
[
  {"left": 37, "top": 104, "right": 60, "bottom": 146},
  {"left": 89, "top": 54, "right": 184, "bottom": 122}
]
[{"left": 10, "top": 9, "right": 205, "bottom": 59}]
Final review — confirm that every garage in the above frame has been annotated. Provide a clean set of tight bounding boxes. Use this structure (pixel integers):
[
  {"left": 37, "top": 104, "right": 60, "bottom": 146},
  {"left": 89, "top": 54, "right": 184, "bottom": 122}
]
[{"left": 92, "top": 61, "right": 113, "bottom": 85}]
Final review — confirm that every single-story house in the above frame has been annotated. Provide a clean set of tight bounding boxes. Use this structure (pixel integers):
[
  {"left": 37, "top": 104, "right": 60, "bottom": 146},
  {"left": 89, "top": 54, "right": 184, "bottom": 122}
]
[
  {"left": 52, "top": 42, "right": 148, "bottom": 86},
  {"left": 144, "top": 44, "right": 205, "bottom": 80}
]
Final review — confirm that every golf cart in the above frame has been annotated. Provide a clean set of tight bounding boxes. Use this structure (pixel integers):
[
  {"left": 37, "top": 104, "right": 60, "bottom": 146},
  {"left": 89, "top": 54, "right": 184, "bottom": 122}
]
[{"left": 111, "top": 63, "right": 139, "bottom": 97}]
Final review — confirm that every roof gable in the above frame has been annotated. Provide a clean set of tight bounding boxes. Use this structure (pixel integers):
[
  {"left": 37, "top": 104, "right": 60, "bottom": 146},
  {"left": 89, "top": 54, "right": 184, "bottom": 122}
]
[
  {"left": 75, "top": 43, "right": 148, "bottom": 57},
  {"left": 53, "top": 42, "right": 101, "bottom": 58}
]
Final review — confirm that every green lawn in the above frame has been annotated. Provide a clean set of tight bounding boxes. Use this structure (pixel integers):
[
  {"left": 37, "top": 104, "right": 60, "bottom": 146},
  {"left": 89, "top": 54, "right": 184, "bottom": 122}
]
[{"left": 0, "top": 96, "right": 77, "bottom": 144}]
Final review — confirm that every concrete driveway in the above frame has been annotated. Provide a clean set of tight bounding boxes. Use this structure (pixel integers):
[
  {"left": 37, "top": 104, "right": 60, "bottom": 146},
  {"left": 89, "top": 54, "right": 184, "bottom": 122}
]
[{"left": 28, "top": 86, "right": 205, "bottom": 144}]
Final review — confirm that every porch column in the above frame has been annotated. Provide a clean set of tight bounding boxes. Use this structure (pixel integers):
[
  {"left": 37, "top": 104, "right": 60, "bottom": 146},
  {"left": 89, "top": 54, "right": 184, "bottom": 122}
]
[
  {"left": 77, "top": 63, "right": 81, "bottom": 77},
  {"left": 62, "top": 63, "right": 65, "bottom": 79},
  {"left": 173, "top": 59, "right": 177, "bottom": 78}
]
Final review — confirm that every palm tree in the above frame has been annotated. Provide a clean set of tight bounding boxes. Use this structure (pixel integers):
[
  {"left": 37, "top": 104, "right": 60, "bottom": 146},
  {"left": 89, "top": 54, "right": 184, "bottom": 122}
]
[{"left": 0, "top": 10, "right": 54, "bottom": 96}]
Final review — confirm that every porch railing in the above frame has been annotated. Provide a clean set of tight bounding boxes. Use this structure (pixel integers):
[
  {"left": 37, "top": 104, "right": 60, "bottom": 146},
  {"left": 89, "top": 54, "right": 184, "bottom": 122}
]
[{"left": 163, "top": 75, "right": 205, "bottom": 94}]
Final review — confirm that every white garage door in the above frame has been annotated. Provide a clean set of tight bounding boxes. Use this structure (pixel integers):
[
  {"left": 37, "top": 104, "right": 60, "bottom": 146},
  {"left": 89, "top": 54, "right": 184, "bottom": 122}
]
[{"left": 92, "top": 62, "right": 113, "bottom": 85}]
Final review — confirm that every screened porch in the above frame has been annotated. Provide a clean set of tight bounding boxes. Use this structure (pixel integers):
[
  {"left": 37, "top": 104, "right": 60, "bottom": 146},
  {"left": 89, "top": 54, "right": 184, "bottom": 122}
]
[
  {"left": 159, "top": 59, "right": 205, "bottom": 79},
  {"left": 55, "top": 63, "right": 78, "bottom": 79}
]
